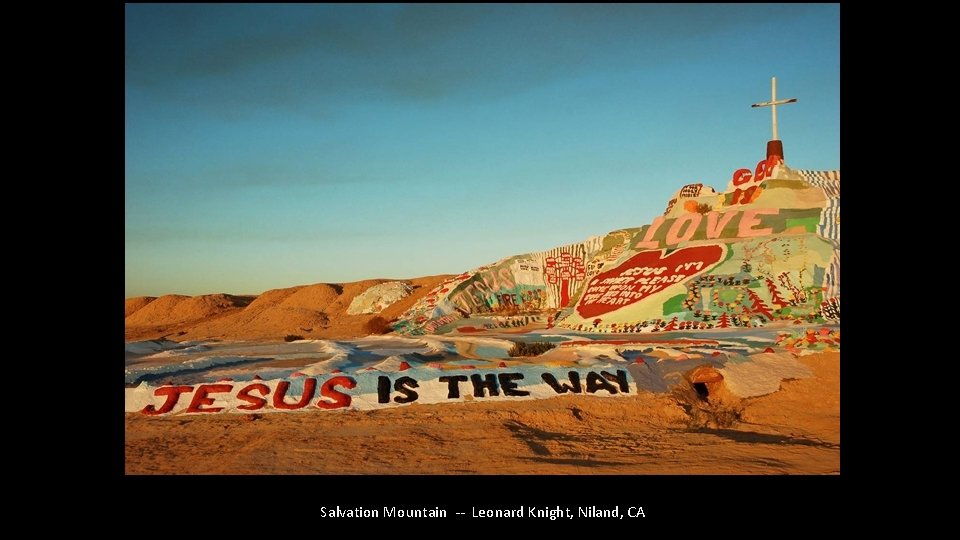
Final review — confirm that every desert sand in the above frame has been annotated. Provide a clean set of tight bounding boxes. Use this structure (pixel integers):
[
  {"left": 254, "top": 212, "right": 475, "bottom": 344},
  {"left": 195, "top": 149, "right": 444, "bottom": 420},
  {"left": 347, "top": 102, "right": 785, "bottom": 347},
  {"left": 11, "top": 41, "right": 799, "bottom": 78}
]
[{"left": 124, "top": 351, "right": 838, "bottom": 474}]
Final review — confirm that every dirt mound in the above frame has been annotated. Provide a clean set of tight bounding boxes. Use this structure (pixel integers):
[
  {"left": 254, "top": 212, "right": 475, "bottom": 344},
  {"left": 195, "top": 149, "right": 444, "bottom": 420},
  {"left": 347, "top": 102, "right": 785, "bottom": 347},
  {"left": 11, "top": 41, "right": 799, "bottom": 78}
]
[
  {"left": 125, "top": 295, "right": 190, "bottom": 326},
  {"left": 125, "top": 293, "right": 254, "bottom": 328},
  {"left": 278, "top": 283, "right": 344, "bottom": 310},
  {"left": 125, "top": 296, "right": 157, "bottom": 317},
  {"left": 184, "top": 285, "right": 340, "bottom": 341},
  {"left": 124, "top": 275, "right": 451, "bottom": 342},
  {"left": 242, "top": 287, "right": 299, "bottom": 311}
]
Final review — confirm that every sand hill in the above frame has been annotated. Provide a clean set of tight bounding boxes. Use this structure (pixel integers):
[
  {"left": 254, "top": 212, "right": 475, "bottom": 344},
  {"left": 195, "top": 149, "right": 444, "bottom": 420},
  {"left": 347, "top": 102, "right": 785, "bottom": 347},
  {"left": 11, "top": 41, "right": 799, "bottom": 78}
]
[
  {"left": 125, "top": 293, "right": 255, "bottom": 328},
  {"left": 125, "top": 296, "right": 157, "bottom": 318},
  {"left": 125, "top": 275, "right": 451, "bottom": 342}
]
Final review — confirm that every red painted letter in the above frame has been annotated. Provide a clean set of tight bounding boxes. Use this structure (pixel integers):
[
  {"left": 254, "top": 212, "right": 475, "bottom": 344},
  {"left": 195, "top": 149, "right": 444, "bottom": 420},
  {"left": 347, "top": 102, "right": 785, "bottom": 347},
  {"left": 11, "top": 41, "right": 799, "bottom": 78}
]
[
  {"left": 766, "top": 154, "right": 781, "bottom": 173},
  {"left": 732, "top": 168, "right": 753, "bottom": 186},
  {"left": 754, "top": 159, "right": 768, "bottom": 182},
  {"left": 141, "top": 385, "right": 194, "bottom": 416},
  {"left": 732, "top": 185, "right": 759, "bottom": 205},
  {"left": 316, "top": 376, "right": 357, "bottom": 410},
  {"left": 237, "top": 383, "right": 270, "bottom": 411},
  {"left": 273, "top": 378, "right": 317, "bottom": 410},
  {"left": 186, "top": 383, "right": 233, "bottom": 414}
]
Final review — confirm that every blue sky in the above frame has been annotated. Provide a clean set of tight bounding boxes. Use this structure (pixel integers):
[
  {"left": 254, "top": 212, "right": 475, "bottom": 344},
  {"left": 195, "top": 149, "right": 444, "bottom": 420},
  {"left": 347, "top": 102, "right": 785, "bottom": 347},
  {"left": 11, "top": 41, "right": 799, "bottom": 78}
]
[{"left": 125, "top": 4, "right": 839, "bottom": 297}]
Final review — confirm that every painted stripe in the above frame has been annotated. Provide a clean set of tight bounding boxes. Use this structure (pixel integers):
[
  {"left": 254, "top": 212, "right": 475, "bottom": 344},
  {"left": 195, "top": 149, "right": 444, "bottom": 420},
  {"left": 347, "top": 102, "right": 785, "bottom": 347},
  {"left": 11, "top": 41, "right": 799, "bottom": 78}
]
[
  {"left": 824, "top": 252, "right": 840, "bottom": 299},
  {"left": 797, "top": 169, "right": 840, "bottom": 244}
]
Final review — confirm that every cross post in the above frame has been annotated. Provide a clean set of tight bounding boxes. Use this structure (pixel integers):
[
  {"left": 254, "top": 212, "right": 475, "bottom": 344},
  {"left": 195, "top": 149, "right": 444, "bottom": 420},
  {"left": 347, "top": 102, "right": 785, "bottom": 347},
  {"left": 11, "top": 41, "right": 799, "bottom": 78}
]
[{"left": 751, "top": 77, "right": 797, "bottom": 160}]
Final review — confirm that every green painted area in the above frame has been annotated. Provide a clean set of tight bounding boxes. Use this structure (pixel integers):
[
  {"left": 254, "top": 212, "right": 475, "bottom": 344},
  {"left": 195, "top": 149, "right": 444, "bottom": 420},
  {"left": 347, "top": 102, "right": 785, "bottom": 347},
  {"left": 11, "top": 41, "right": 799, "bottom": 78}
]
[
  {"left": 722, "top": 244, "right": 736, "bottom": 263},
  {"left": 718, "top": 289, "right": 741, "bottom": 303},
  {"left": 785, "top": 216, "right": 819, "bottom": 232},
  {"left": 596, "top": 230, "right": 632, "bottom": 260},
  {"left": 763, "top": 179, "right": 810, "bottom": 190},
  {"left": 778, "top": 208, "right": 823, "bottom": 220},
  {"left": 662, "top": 294, "right": 686, "bottom": 316}
]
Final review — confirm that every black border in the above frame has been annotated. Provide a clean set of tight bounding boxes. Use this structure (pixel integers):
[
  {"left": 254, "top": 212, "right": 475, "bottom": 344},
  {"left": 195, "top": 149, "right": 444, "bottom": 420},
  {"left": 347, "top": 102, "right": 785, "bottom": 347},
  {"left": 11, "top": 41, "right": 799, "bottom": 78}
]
[{"left": 96, "top": 2, "right": 853, "bottom": 524}]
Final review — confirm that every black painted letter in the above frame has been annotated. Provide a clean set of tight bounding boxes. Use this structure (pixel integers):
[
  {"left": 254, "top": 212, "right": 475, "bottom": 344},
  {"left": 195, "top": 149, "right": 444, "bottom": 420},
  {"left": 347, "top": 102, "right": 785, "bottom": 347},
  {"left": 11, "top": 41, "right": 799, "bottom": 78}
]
[
  {"left": 586, "top": 371, "right": 618, "bottom": 394},
  {"left": 541, "top": 371, "right": 582, "bottom": 394},
  {"left": 438, "top": 375, "right": 468, "bottom": 399},
  {"left": 601, "top": 370, "right": 630, "bottom": 393},
  {"left": 377, "top": 375, "right": 391, "bottom": 404},
  {"left": 498, "top": 373, "right": 529, "bottom": 396},
  {"left": 393, "top": 376, "right": 419, "bottom": 404},
  {"left": 470, "top": 373, "right": 500, "bottom": 397}
]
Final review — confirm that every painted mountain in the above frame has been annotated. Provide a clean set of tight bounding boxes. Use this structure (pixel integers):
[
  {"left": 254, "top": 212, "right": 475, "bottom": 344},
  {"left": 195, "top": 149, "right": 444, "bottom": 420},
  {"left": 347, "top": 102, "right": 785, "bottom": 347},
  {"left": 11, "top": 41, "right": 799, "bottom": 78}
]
[{"left": 394, "top": 153, "right": 840, "bottom": 335}]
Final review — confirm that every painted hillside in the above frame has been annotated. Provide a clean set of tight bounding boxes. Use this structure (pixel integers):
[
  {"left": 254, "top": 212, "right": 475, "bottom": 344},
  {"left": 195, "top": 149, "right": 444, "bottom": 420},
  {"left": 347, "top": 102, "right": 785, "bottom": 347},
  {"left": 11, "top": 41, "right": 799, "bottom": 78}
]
[{"left": 394, "top": 153, "right": 840, "bottom": 335}]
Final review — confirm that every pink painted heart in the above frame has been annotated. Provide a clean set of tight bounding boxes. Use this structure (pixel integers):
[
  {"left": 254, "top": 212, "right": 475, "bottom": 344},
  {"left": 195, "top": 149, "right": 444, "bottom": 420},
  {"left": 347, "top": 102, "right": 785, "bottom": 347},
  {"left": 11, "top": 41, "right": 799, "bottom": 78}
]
[{"left": 576, "top": 245, "right": 725, "bottom": 318}]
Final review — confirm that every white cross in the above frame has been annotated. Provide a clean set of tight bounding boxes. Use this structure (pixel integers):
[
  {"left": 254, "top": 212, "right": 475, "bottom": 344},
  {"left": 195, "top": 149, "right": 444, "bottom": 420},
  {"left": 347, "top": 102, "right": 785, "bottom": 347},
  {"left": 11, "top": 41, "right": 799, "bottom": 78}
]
[{"left": 751, "top": 77, "right": 797, "bottom": 141}]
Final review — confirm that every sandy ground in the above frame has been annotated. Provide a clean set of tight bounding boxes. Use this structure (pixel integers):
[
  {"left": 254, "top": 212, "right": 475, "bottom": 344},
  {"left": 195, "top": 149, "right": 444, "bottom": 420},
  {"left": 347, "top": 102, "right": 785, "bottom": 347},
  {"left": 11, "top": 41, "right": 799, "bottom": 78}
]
[{"left": 124, "top": 352, "right": 838, "bottom": 474}]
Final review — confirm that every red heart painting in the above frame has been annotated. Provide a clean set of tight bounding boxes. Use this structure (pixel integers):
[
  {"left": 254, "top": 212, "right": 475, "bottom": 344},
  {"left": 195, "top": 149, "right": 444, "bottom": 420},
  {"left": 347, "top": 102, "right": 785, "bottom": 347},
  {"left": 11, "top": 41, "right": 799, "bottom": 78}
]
[{"left": 576, "top": 245, "right": 725, "bottom": 318}]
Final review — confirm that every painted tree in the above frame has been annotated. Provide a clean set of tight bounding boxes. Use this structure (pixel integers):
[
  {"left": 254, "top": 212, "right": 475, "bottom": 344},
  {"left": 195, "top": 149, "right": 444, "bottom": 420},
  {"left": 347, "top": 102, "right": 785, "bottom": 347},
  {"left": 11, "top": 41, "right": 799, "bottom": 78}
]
[
  {"left": 716, "top": 312, "right": 732, "bottom": 328},
  {"left": 765, "top": 278, "right": 790, "bottom": 308},
  {"left": 544, "top": 252, "right": 587, "bottom": 307},
  {"left": 663, "top": 317, "right": 678, "bottom": 332},
  {"left": 747, "top": 290, "right": 774, "bottom": 321}
]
